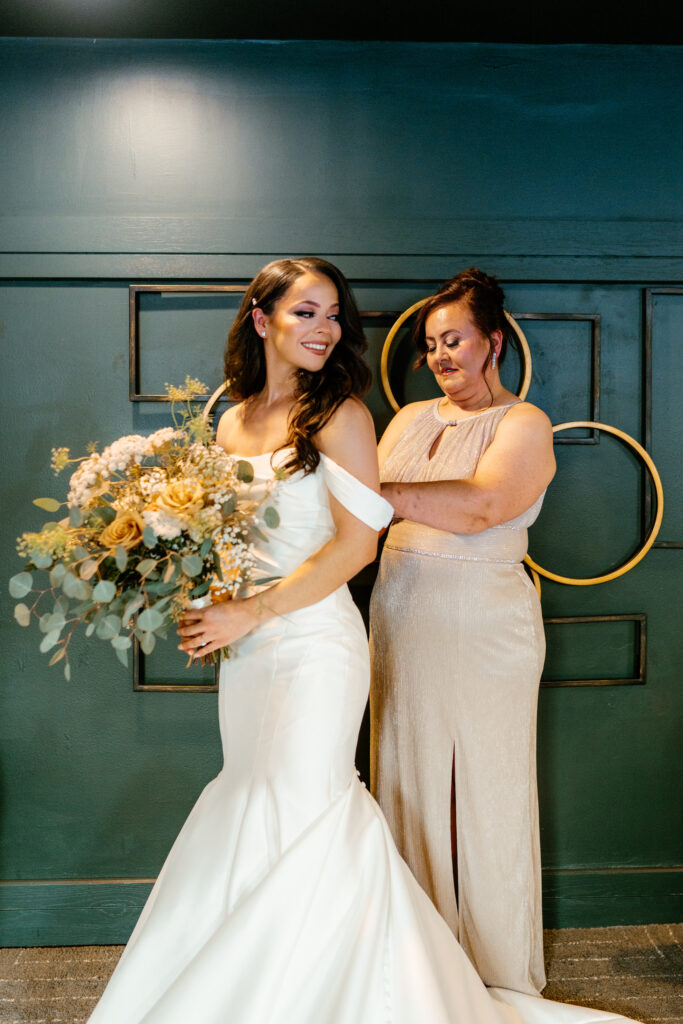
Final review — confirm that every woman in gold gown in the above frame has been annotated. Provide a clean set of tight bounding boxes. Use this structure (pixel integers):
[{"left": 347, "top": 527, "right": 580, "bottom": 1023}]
[{"left": 370, "top": 268, "right": 556, "bottom": 996}]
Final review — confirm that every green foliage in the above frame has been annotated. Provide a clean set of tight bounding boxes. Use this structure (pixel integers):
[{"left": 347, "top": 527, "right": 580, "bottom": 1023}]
[
  {"left": 33, "top": 497, "right": 61, "bottom": 512},
  {"left": 9, "top": 572, "right": 32, "bottom": 598},
  {"left": 12, "top": 379, "right": 274, "bottom": 679},
  {"left": 92, "top": 580, "right": 116, "bottom": 603},
  {"left": 264, "top": 506, "right": 280, "bottom": 528},
  {"left": 143, "top": 526, "right": 157, "bottom": 548},
  {"left": 181, "top": 554, "right": 202, "bottom": 577},
  {"left": 236, "top": 460, "right": 254, "bottom": 483}
]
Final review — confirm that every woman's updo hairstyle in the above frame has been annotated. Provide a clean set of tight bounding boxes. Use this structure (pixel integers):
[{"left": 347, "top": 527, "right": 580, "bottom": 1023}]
[
  {"left": 413, "top": 267, "right": 511, "bottom": 372},
  {"left": 224, "top": 257, "right": 371, "bottom": 476}
]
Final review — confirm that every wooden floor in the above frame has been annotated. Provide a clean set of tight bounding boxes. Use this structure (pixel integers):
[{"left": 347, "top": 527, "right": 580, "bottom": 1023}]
[{"left": 0, "top": 923, "right": 681, "bottom": 1023}]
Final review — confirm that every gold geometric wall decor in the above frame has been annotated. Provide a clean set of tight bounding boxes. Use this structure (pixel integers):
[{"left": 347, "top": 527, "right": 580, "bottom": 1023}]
[
  {"left": 511, "top": 313, "right": 601, "bottom": 444},
  {"left": 643, "top": 286, "right": 682, "bottom": 548},
  {"left": 128, "top": 284, "right": 247, "bottom": 402},
  {"left": 540, "top": 613, "right": 647, "bottom": 687},
  {"left": 132, "top": 637, "right": 219, "bottom": 693},
  {"left": 525, "top": 421, "right": 664, "bottom": 586},
  {"left": 379, "top": 298, "right": 532, "bottom": 413}
]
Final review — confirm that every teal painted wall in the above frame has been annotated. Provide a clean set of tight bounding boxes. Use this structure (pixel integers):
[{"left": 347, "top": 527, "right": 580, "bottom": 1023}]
[{"left": 1, "top": 39, "right": 681, "bottom": 944}]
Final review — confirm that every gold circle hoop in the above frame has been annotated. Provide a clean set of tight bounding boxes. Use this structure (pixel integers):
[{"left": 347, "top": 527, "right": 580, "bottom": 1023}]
[
  {"left": 202, "top": 380, "right": 230, "bottom": 423},
  {"left": 524, "top": 421, "right": 664, "bottom": 586},
  {"left": 379, "top": 299, "right": 533, "bottom": 412}
]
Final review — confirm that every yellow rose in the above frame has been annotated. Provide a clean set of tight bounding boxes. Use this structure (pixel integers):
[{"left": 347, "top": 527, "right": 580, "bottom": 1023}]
[
  {"left": 155, "top": 478, "right": 205, "bottom": 518},
  {"left": 100, "top": 511, "right": 145, "bottom": 550}
]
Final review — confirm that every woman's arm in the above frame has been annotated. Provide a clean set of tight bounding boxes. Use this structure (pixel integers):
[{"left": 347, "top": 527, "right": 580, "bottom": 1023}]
[
  {"left": 381, "top": 403, "right": 556, "bottom": 534},
  {"left": 178, "top": 398, "right": 382, "bottom": 658}
]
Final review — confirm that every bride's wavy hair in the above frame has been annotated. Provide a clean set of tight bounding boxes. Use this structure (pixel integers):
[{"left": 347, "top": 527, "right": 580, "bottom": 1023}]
[{"left": 224, "top": 258, "right": 371, "bottom": 475}]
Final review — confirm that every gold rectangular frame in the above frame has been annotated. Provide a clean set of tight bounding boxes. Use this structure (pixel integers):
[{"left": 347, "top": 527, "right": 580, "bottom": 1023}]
[
  {"left": 540, "top": 613, "right": 646, "bottom": 687},
  {"left": 132, "top": 637, "right": 220, "bottom": 693},
  {"left": 129, "top": 284, "right": 248, "bottom": 402}
]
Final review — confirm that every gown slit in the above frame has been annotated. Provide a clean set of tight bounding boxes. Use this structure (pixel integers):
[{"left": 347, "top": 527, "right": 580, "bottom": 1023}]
[{"left": 450, "top": 746, "right": 459, "bottom": 902}]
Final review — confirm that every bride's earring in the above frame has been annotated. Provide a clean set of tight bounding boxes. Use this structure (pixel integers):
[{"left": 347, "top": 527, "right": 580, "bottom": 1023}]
[{"left": 491, "top": 351, "right": 497, "bottom": 369}]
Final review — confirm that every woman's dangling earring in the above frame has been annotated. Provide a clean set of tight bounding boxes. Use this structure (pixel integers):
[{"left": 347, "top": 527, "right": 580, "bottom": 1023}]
[{"left": 491, "top": 351, "right": 497, "bottom": 370}]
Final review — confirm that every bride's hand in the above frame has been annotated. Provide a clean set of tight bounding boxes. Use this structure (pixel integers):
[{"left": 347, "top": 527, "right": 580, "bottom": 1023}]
[{"left": 177, "top": 599, "right": 261, "bottom": 659}]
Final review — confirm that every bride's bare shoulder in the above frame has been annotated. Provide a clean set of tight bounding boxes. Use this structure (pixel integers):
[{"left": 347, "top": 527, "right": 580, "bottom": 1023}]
[{"left": 215, "top": 402, "right": 245, "bottom": 451}]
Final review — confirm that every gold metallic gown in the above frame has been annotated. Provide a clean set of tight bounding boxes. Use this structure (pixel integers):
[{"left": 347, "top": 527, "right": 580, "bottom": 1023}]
[{"left": 370, "top": 399, "right": 547, "bottom": 996}]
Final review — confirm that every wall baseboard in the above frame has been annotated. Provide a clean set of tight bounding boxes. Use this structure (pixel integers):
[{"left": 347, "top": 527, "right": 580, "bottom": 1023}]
[
  {"left": 1, "top": 870, "right": 680, "bottom": 946},
  {"left": 0, "top": 880, "right": 154, "bottom": 947},
  {"left": 541, "top": 868, "right": 683, "bottom": 929}
]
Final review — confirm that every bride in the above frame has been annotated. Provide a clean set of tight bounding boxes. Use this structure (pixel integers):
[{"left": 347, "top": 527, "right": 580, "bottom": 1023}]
[{"left": 88, "top": 258, "right": 637, "bottom": 1023}]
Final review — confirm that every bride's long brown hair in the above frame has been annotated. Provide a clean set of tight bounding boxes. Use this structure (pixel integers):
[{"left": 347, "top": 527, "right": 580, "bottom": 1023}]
[{"left": 224, "top": 258, "right": 372, "bottom": 475}]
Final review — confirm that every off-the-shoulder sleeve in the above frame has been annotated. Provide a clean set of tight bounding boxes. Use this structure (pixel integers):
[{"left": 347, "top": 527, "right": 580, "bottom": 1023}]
[{"left": 321, "top": 454, "right": 394, "bottom": 531}]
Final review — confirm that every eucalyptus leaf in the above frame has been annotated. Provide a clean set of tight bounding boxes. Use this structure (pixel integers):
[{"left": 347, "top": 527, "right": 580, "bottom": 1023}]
[
  {"left": 64, "top": 663, "right": 71, "bottom": 682},
  {"left": 50, "top": 563, "right": 67, "bottom": 587},
  {"left": 264, "top": 506, "right": 280, "bottom": 529},
  {"left": 32, "top": 552, "right": 53, "bottom": 570},
  {"left": 200, "top": 537, "right": 212, "bottom": 557},
  {"left": 181, "top": 554, "right": 203, "bottom": 577},
  {"left": 250, "top": 525, "right": 269, "bottom": 543},
  {"left": 137, "top": 607, "right": 164, "bottom": 632},
  {"left": 137, "top": 558, "right": 158, "bottom": 577},
  {"left": 80, "top": 559, "right": 99, "bottom": 580},
  {"left": 33, "top": 497, "right": 61, "bottom": 512},
  {"left": 221, "top": 491, "right": 237, "bottom": 516},
  {"left": 69, "top": 505, "right": 83, "bottom": 527},
  {"left": 143, "top": 526, "right": 157, "bottom": 548},
  {"left": 92, "top": 579, "right": 117, "bottom": 603},
  {"left": 9, "top": 572, "right": 33, "bottom": 599},
  {"left": 13, "top": 603, "right": 31, "bottom": 627},
  {"left": 39, "top": 613, "right": 52, "bottom": 633},
  {"left": 145, "top": 580, "right": 177, "bottom": 596},
  {"left": 212, "top": 550, "right": 224, "bottom": 581},
  {"left": 115, "top": 545, "right": 128, "bottom": 572},
  {"left": 91, "top": 505, "right": 116, "bottom": 526},
  {"left": 49, "top": 647, "right": 65, "bottom": 666},
  {"left": 73, "top": 545, "right": 89, "bottom": 561},
  {"left": 85, "top": 622, "right": 96, "bottom": 637},
  {"left": 236, "top": 460, "right": 254, "bottom": 483},
  {"left": 114, "top": 646, "right": 129, "bottom": 668},
  {"left": 163, "top": 560, "right": 177, "bottom": 584},
  {"left": 63, "top": 573, "right": 90, "bottom": 601},
  {"left": 111, "top": 635, "right": 132, "bottom": 650},
  {"left": 252, "top": 575, "right": 282, "bottom": 586},
  {"left": 96, "top": 614, "right": 121, "bottom": 641},
  {"left": 44, "top": 613, "right": 66, "bottom": 632},
  {"left": 71, "top": 599, "right": 95, "bottom": 616},
  {"left": 190, "top": 579, "right": 212, "bottom": 599},
  {"left": 54, "top": 594, "right": 70, "bottom": 616},
  {"left": 139, "top": 631, "right": 156, "bottom": 655},
  {"left": 39, "top": 630, "right": 60, "bottom": 653},
  {"left": 122, "top": 596, "right": 145, "bottom": 625}
]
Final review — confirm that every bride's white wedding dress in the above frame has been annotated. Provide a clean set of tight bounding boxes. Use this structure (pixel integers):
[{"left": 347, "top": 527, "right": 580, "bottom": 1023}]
[{"left": 89, "top": 452, "right": 637, "bottom": 1024}]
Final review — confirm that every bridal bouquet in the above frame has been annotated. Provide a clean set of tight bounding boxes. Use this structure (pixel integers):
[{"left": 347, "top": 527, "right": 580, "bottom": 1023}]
[{"left": 10, "top": 378, "right": 278, "bottom": 679}]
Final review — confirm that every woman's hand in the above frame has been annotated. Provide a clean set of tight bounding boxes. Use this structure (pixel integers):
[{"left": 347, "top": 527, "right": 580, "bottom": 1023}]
[{"left": 177, "top": 598, "right": 262, "bottom": 660}]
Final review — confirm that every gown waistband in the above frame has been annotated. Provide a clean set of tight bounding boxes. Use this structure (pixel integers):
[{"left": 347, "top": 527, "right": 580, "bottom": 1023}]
[{"left": 383, "top": 519, "right": 528, "bottom": 564}]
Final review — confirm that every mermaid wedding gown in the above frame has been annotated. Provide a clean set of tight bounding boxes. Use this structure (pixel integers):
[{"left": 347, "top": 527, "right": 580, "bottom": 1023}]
[{"left": 89, "top": 452, "right": 637, "bottom": 1024}]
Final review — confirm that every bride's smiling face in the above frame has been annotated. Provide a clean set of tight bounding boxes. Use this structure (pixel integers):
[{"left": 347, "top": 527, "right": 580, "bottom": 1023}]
[{"left": 255, "top": 272, "right": 342, "bottom": 375}]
